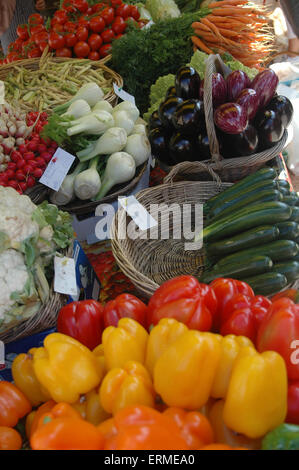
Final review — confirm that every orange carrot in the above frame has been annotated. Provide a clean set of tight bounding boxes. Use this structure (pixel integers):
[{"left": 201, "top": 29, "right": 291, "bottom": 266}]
[
  {"left": 192, "top": 21, "right": 211, "bottom": 32},
  {"left": 191, "top": 36, "right": 214, "bottom": 54},
  {"left": 201, "top": 17, "right": 223, "bottom": 39},
  {"left": 209, "top": 0, "right": 248, "bottom": 7}
]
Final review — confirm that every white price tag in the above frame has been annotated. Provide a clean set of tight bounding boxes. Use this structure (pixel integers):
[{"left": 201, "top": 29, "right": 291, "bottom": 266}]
[
  {"left": 39, "top": 147, "right": 75, "bottom": 191},
  {"left": 118, "top": 196, "right": 158, "bottom": 231},
  {"left": 0, "top": 81, "right": 5, "bottom": 105},
  {"left": 150, "top": 155, "right": 156, "bottom": 168},
  {"left": 113, "top": 83, "right": 135, "bottom": 105},
  {"left": 54, "top": 256, "right": 78, "bottom": 296}
]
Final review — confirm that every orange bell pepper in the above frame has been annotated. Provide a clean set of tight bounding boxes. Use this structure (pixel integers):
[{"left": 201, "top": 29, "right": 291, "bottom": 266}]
[
  {"left": 0, "top": 381, "right": 32, "bottom": 427},
  {"left": 0, "top": 426, "right": 22, "bottom": 450},
  {"left": 30, "top": 402, "right": 104, "bottom": 450},
  {"left": 163, "top": 408, "right": 214, "bottom": 450},
  {"left": 200, "top": 444, "right": 248, "bottom": 450},
  {"left": 27, "top": 400, "right": 56, "bottom": 438},
  {"left": 98, "top": 405, "right": 189, "bottom": 450}
]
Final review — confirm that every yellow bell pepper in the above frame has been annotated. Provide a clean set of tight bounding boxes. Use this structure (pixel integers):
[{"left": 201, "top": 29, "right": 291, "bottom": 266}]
[
  {"left": 211, "top": 335, "right": 253, "bottom": 399},
  {"left": 92, "top": 344, "right": 106, "bottom": 376},
  {"left": 102, "top": 318, "right": 148, "bottom": 370},
  {"left": 32, "top": 333, "right": 103, "bottom": 403},
  {"left": 154, "top": 330, "right": 221, "bottom": 410},
  {"left": 11, "top": 348, "right": 51, "bottom": 407},
  {"left": 223, "top": 347, "right": 288, "bottom": 438},
  {"left": 145, "top": 318, "right": 188, "bottom": 376},
  {"left": 72, "top": 389, "right": 110, "bottom": 425},
  {"left": 99, "top": 361, "right": 155, "bottom": 415}
]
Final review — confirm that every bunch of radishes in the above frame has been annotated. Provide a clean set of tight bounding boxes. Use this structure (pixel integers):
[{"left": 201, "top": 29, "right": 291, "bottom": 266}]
[{"left": 0, "top": 108, "right": 58, "bottom": 194}]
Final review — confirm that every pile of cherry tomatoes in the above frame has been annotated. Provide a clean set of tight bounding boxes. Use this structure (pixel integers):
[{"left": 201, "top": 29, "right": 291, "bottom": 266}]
[{"left": 2, "top": 1, "right": 146, "bottom": 64}]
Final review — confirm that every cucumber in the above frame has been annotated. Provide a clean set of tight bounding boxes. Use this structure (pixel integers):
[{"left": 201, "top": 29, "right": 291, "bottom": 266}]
[
  {"left": 242, "top": 272, "right": 288, "bottom": 296},
  {"left": 290, "top": 207, "right": 299, "bottom": 222},
  {"left": 215, "top": 240, "right": 299, "bottom": 267},
  {"left": 276, "top": 222, "right": 299, "bottom": 241},
  {"left": 209, "top": 189, "right": 282, "bottom": 223},
  {"left": 277, "top": 179, "right": 290, "bottom": 189},
  {"left": 278, "top": 186, "right": 290, "bottom": 196},
  {"left": 200, "top": 256, "right": 273, "bottom": 284},
  {"left": 200, "top": 202, "right": 292, "bottom": 243},
  {"left": 208, "top": 180, "right": 278, "bottom": 220},
  {"left": 283, "top": 194, "right": 299, "bottom": 206},
  {"left": 207, "top": 225, "right": 280, "bottom": 257},
  {"left": 272, "top": 261, "right": 299, "bottom": 283},
  {"left": 204, "top": 168, "right": 277, "bottom": 213}
]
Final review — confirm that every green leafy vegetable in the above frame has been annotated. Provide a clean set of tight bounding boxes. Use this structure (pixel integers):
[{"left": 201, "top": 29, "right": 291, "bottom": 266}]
[
  {"left": 33, "top": 201, "right": 73, "bottom": 250},
  {"left": 144, "top": 74, "right": 175, "bottom": 121},
  {"left": 188, "top": 50, "right": 208, "bottom": 79},
  {"left": 145, "top": 0, "right": 180, "bottom": 21},
  {"left": 220, "top": 53, "right": 258, "bottom": 80}
]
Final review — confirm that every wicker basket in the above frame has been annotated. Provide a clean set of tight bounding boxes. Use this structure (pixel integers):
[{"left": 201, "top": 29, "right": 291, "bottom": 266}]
[
  {"left": 160, "top": 54, "right": 288, "bottom": 183},
  {"left": 0, "top": 245, "right": 73, "bottom": 344},
  {"left": 111, "top": 164, "right": 232, "bottom": 299}
]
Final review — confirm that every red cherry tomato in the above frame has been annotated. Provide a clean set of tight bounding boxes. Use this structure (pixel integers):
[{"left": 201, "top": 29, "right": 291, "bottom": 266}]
[
  {"left": 111, "top": 0, "right": 122, "bottom": 7},
  {"left": 129, "top": 5, "right": 141, "bottom": 20},
  {"left": 89, "top": 16, "right": 105, "bottom": 33},
  {"left": 39, "top": 41, "right": 49, "bottom": 53},
  {"left": 33, "top": 31, "right": 49, "bottom": 46},
  {"left": 101, "top": 29, "right": 115, "bottom": 44},
  {"left": 112, "top": 16, "right": 127, "bottom": 35},
  {"left": 88, "top": 51, "right": 100, "bottom": 61},
  {"left": 116, "top": 4, "right": 131, "bottom": 18},
  {"left": 52, "top": 23, "right": 65, "bottom": 33},
  {"left": 28, "top": 13, "right": 44, "bottom": 26},
  {"left": 65, "top": 33, "right": 77, "bottom": 48},
  {"left": 61, "top": 0, "right": 77, "bottom": 13},
  {"left": 76, "top": 26, "right": 89, "bottom": 42},
  {"left": 53, "top": 9, "right": 69, "bottom": 25},
  {"left": 99, "top": 44, "right": 112, "bottom": 58},
  {"left": 101, "top": 7, "right": 115, "bottom": 25},
  {"left": 16, "top": 25, "right": 29, "bottom": 40},
  {"left": 55, "top": 47, "right": 72, "bottom": 58},
  {"left": 88, "top": 34, "right": 103, "bottom": 51},
  {"left": 30, "top": 24, "right": 45, "bottom": 36},
  {"left": 78, "top": 15, "right": 90, "bottom": 28},
  {"left": 86, "top": 7, "right": 93, "bottom": 15},
  {"left": 74, "top": 41, "right": 90, "bottom": 58},
  {"left": 114, "top": 33, "right": 123, "bottom": 40},
  {"left": 27, "top": 47, "right": 42, "bottom": 58},
  {"left": 48, "top": 32, "right": 65, "bottom": 50},
  {"left": 64, "top": 21, "right": 77, "bottom": 33},
  {"left": 73, "top": 0, "right": 89, "bottom": 12},
  {"left": 92, "top": 3, "right": 106, "bottom": 13}
]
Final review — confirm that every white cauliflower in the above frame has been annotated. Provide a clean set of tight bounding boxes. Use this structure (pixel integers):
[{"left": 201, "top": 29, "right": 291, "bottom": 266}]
[
  {"left": 0, "top": 186, "right": 36, "bottom": 215},
  {"left": 0, "top": 206, "right": 39, "bottom": 248}
]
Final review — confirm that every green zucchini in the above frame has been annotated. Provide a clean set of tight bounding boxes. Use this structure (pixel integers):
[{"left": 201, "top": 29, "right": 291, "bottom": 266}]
[
  {"left": 207, "top": 225, "right": 280, "bottom": 257},
  {"left": 277, "top": 179, "right": 290, "bottom": 189},
  {"left": 272, "top": 261, "right": 299, "bottom": 283},
  {"left": 204, "top": 168, "right": 277, "bottom": 213},
  {"left": 290, "top": 207, "right": 299, "bottom": 222},
  {"left": 209, "top": 189, "right": 282, "bottom": 223},
  {"left": 200, "top": 256, "right": 273, "bottom": 284},
  {"left": 242, "top": 272, "right": 288, "bottom": 295},
  {"left": 278, "top": 186, "right": 290, "bottom": 196},
  {"left": 283, "top": 194, "right": 299, "bottom": 206},
  {"left": 276, "top": 222, "right": 299, "bottom": 241},
  {"left": 199, "top": 202, "right": 292, "bottom": 243},
  {"left": 215, "top": 240, "right": 299, "bottom": 267}
]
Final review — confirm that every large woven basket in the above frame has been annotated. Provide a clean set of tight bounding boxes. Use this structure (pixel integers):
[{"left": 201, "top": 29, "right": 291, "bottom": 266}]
[
  {"left": 111, "top": 164, "right": 231, "bottom": 299},
  {"left": 0, "top": 245, "right": 73, "bottom": 344},
  {"left": 160, "top": 54, "right": 288, "bottom": 183}
]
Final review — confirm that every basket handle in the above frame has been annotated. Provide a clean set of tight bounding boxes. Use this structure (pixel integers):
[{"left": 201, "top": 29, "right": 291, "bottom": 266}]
[{"left": 163, "top": 161, "right": 222, "bottom": 184}]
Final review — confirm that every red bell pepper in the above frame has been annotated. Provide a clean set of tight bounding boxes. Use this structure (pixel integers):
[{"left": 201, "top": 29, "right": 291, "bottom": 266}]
[
  {"left": 147, "top": 275, "right": 217, "bottom": 331},
  {"left": 257, "top": 298, "right": 299, "bottom": 380},
  {"left": 286, "top": 381, "right": 299, "bottom": 425},
  {"left": 103, "top": 293, "right": 147, "bottom": 328},
  {"left": 271, "top": 289, "right": 299, "bottom": 304},
  {"left": 209, "top": 278, "right": 254, "bottom": 331},
  {"left": 57, "top": 300, "right": 104, "bottom": 350}
]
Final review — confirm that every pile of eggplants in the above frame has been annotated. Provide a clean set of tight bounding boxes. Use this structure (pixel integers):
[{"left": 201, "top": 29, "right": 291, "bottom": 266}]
[{"left": 148, "top": 66, "right": 293, "bottom": 165}]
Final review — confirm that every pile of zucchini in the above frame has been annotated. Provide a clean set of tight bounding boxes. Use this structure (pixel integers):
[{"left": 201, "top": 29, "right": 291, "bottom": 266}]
[{"left": 199, "top": 167, "right": 299, "bottom": 295}]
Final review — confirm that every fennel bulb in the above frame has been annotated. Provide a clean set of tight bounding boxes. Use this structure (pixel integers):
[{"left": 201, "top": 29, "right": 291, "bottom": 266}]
[
  {"left": 67, "top": 111, "right": 114, "bottom": 136},
  {"left": 54, "top": 83, "right": 104, "bottom": 114},
  {"left": 94, "top": 152, "right": 136, "bottom": 200},
  {"left": 74, "top": 155, "right": 101, "bottom": 200},
  {"left": 49, "top": 161, "right": 86, "bottom": 206},
  {"left": 93, "top": 100, "right": 113, "bottom": 114},
  {"left": 131, "top": 124, "right": 147, "bottom": 135},
  {"left": 112, "top": 110, "right": 135, "bottom": 136},
  {"left": 112, "top": 101, "right": 140, "bottom": 122},
  {"left": 77, "top": 127, "right": 127, "bottom": 162},
  {"left": 125, "top": 134, "right": 151, "bottom": 166},
  {"left": 61, "top": 99, "right": 91, "bottom": 119}
]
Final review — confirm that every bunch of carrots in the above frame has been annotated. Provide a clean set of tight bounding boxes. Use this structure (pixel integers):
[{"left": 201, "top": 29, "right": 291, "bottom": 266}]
[{"left": 191, "top": 0, "right": 274, "bottom": 67}]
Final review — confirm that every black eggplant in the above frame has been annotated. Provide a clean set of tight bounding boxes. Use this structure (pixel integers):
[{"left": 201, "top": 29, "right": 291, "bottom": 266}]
[
  {"left": 166, "top": 86, "right": 177, "bottom": 98},
  {"left": 266, "top": 95, "right": 293, "bottom": 128},
  {"left": 169, "top": 132, "right": 197, "bottom": 163},
  {"left": 196, "top": 133, "right": 211, "bottom": 160},
  {"left": 255, "top": 110, "right": 284, "bottom": 150},
  {"left": 175, "top": 66, "right": 201, "bottom": 100},
  {"left": 218, "top": 124, "right": 258, "bottom": 158},
  {"left": 158, "top": 96, "right": 183, "bottom": 131},
  {"left": 148, "top": 128, "right": 173, "bottom": 165},
  {"left": 149, "top": 110, "right": 163, "bottom": 131},
  {"left": 172, "top": 99, "right": 205, "bottom": 135}
]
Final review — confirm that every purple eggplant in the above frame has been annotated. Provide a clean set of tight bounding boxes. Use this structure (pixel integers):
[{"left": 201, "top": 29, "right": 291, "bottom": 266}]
[
  {"left": 166, "top": 86, "right": 177, "bottom": 99},
  {"left": 158, "top": 96, "right": 183, "bottom": 130},
  {"left": 198, "top": 74, "right": 227, "bottom": 108},
  {"left": 255, "top": 109, "right": 284, "bottom": 150},
  {"left": 266, "top": 95, "right": 293, "bottom": 128},
  {"left": 169, "top": 132, "right": 197, "bottom": 163},
  {"left": 172, "top": 99, "right": 205, "bottom": 135},
  {"left": 148, "top": 128, "right": 173, "bottom": 165},
  {"left": 226, "top": 71, "right": 251, "bottom": 101},
  {"left": 175, "top": 66, "right": 201, "bottom": 100},
  {"left": 149, "top": 110, "right": 163, "bottom": 131},
  {"left": 199, "top": 80, "right": 204, "bottom": 100},
  {"left": 214, "top": 102, "right": 248, "bottom": 135},
  {"left": 236, "top": 88, "right": 259, "bottom": 120},
  {"left": 218, "top": 124, "right": 258, "bottom": 158},
  {"left": 196, "top": 133, "right": 211, "bottom": 160},
  {"left": 251, "top": 69, "right": 279, "bottom": 108}
]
